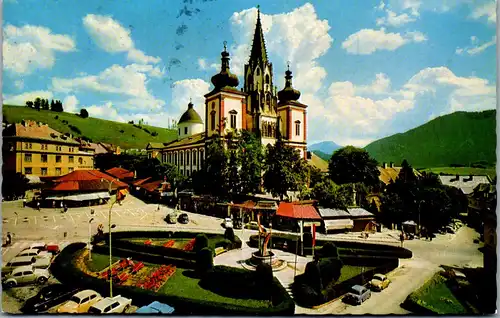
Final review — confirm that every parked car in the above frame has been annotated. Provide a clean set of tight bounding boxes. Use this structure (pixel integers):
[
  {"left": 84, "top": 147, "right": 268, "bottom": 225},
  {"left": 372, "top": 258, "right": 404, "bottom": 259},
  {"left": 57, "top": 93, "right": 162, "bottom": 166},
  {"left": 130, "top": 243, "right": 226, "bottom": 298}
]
[
  {"left": 223, "top": 218, "right": 233, "bottom": 228},
  {"left": 2, "top": 265, "right": 49, "bottom": 288},
  {"left": 28, "top": 242, "right": 47, "bottom": 251},
  {"left": 165, "top": 213, "right": 177, "bottom": 224},
  {"left": 178, "top": 213, "right": 189, "bottom": 224},
  {"left": 445, "top": 226, "right": 455, "bottom": 234},
  {"left": 233, "top": 219, "right": 242, "bottom": 229},
  {"left": 57, "top": 290, "right": 103, "bottom": 313},
  {"left": 88, "top": 295, "right": 132, "bottom": 314},
  {"left": 369, "top": 274, "right": 391, "bottom": 291},
  {"left": 343, "top": 285, "right": 371, "bottom": 305},
  {"left": 46, "top": 244, "right": 60, "bottom": 255},
  {"left": 136, "top": 301, "right": 175, "bottom": 314},
  {"left": 2, "top": 256, "right": 36, "bottom": 275},
  {"left": 18, "top": 248, "right": 51, "bottom": 259},
  {"left": 33, "top": 257, "right": 51, "bottom": 270},
  {"left": 244, "top": 221, "right": 260, "bottom": 230},
  {"left": 21, "top": 284, "right": 81, "bottom": 313}
]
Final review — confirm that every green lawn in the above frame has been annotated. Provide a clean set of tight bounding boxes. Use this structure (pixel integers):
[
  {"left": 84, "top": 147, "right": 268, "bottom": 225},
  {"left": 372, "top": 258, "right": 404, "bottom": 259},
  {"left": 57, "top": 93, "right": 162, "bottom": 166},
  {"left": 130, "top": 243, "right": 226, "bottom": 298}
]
[
  {"left": 338, "top": 266, "right": 376, "bottom": 283},
  {"left": 408, "top": 273, "right": 468, "bottom": 314},
  {"left": 419, "top": 167, "right": 496, "bottom": 180},
  {"left": 3, "top": 105, "right": 176, "bottom": 149},
  {"left": 85, "top": 253, "right": 121, "bottom": 272},
  {"left": 158, "top": 267, "right": 271, "bottom": 308}
]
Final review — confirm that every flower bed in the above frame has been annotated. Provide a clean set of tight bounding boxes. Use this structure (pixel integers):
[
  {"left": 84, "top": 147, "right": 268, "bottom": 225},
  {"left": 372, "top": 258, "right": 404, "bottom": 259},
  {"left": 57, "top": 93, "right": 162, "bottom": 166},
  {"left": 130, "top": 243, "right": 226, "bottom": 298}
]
[
  {"left": 137, "top": 265, "right": 177, "bottom": 292},
  {"left": 183, "top": 238, "right": 196, "bottom": 251},
  {"left": 163, "top": 240, "right": 175, "bottom": 248}
]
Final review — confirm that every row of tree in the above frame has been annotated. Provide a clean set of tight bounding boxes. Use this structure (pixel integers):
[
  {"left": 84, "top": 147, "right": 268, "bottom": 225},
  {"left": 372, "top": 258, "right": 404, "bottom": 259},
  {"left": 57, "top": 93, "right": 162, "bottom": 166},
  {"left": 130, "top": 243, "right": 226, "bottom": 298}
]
[{"left": 26, "top": 98, "right": 64, "bottom": 112}]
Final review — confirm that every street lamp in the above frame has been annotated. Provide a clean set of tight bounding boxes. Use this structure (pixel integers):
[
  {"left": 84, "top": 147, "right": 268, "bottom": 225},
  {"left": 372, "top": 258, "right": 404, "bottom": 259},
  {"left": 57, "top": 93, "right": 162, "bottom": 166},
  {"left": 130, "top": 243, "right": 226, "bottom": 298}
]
[
  {"left": 106, "top": 178, "right": 119, "bottom": 298},
  {"left": 88, "top": 218, "right": 94, "bottom": 259}
]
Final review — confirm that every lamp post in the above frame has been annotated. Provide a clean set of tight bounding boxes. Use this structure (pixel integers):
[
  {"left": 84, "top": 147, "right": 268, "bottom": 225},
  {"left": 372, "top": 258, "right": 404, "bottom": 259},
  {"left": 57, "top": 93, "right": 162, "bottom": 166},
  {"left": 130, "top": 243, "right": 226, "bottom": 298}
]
[
  {"left": 106, "top": 178, "right": 118, "bottom": 297},
  {"left": 88, "top": 217, "right": 94, "bottom": 259}
]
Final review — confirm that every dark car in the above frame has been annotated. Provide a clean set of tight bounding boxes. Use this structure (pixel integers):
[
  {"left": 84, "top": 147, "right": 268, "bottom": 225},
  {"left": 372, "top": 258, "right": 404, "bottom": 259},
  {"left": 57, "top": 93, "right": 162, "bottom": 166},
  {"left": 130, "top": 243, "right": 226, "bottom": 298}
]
[
  {"left": 178, "top": 213, "right": 189, "bottom": 224},
  {"left": 21, "top": 284, "right": 80, "bottom": 313}
]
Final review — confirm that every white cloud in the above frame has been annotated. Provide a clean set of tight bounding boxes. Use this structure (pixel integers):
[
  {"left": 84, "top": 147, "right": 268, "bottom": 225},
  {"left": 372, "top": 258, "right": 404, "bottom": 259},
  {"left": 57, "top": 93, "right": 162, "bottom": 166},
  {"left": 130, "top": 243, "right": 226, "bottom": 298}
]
[
  {"left": 83, "top": 14, "right": 161, "bottom": 65},
  {"left": 376, "top": 9, "right": 416, "bottom": 27},
  {"left": 198, "top": 58, "right": 208, "bottom": 70},
  {"left": 456, "top": 35, "right": 496, "bottom": 56},
  {"left": 197, "top": 58, "right": 219, "bottom": 71},
  {"left": 14, "top": 80, "right": 24, "bottom": 90},
  {"left": 342, "top": 29, "right": 426, "bottom": 55},
  {"left": 3, "top": 24, "right": 76, "bottom": 75},
  {"left": 85, "top": 101, "right": 122, "bottom": 121},
  {"left": 63, "top": 95, "right": 79, "bottom": 113},
  {"left": 376, "top": 1, "right": 386, "bottom": 11},
  {"left": 470, "top": 1, "right": 497, "bottom": 24},
  {"left": 3, "top": 90, "right": 54, "bottom": 105},
  {"left": 171, "top": 79, "right": 211, "bottom": 119}
]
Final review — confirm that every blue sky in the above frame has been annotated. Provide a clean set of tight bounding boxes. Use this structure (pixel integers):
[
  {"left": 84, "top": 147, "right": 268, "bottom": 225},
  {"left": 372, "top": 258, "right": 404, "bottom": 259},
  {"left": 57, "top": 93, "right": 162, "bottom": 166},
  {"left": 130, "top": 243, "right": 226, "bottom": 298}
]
[{"left": 3, "top": 0, "right": 497, "bottom": 146}]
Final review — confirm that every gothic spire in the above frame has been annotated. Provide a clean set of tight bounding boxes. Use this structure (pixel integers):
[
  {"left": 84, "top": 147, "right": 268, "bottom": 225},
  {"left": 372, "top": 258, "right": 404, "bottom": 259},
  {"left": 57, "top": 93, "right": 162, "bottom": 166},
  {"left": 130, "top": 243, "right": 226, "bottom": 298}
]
[{"left": 249, "top": 5, "right": 268, "bottom": 64}]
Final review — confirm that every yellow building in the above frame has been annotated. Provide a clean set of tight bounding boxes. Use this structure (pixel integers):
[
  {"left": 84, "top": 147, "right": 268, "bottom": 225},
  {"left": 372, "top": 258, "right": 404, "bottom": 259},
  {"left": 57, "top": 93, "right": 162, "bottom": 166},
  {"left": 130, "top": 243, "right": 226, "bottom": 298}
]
[{"left": 3, "top": 120, "right": 95, "bottom": 177}]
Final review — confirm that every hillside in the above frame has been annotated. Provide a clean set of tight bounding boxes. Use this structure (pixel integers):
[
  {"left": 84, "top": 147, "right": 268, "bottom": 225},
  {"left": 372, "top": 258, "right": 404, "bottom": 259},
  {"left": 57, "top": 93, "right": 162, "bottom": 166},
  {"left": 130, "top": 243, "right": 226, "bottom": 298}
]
[
  {"left": 2, "top": 105, "right": 177, "bottom": 149},
  {"left": 312, "top": 150, "right": 332, "bottom": 162},
  {"left": 364, "top": 110, "right": 496, "bottom": 168},
  {"left": 309, "top": 141, "right": 342, "bottom": 154}
]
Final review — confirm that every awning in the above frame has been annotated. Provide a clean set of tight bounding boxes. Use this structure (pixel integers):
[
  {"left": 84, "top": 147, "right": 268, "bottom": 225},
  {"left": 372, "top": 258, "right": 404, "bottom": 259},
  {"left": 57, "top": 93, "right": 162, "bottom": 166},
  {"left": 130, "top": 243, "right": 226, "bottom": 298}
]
[
  {"left": 46, "top": 192, "right": 110, "bottom": 201},
  {"left": 324, "top": 219, "right": 354, "bottom": 230},
  {"left": 303, "top": 221, "right": 322, "bottom": 227}
]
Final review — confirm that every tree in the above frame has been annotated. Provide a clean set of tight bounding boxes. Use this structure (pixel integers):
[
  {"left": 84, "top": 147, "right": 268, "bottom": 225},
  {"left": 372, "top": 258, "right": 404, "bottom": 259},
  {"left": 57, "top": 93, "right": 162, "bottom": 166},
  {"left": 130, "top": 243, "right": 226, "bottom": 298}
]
[
  {"left": 50, "top": 99, "right": 55, "bottom": 111},
  {"left": 41, "top": 99, "right": 49, "bottom": 110},
  {"left": 238, "top": 131, "right": 264, "bottom": 195},
  {"left": 328, "top": 146, "right": 380, "bottom": 186},
  {"left": 80, "top": 108, "right": 89, "bottom": 118},
  {"left": 397, "top": 159, "right": 417, "bottom": 184},
  {"left": 25, "top": 101, "right": 33, "bottom": 108},
  {"left": 203, "top": 134, "right": 230, "bottom": 199},
  {"left": 1, "top": 172, "right": 29, "bottom": 200},
  {"left": 312, "top": 179, "right": 352, "bottom": 209},
  {"left": 227, "top": 149, "right": 241, "bottom": 195},
  {"left": 194, "top": 234, "right": 209, "bottom": 252},
  {"left": 263, "top": 136, "right": 309, "bottom": 200},
  {"left": 34, "top": 98, "right": 41, "bottom": 111},
  {"left": 196, "top": 247, "right": 213, "bottom": 276}
]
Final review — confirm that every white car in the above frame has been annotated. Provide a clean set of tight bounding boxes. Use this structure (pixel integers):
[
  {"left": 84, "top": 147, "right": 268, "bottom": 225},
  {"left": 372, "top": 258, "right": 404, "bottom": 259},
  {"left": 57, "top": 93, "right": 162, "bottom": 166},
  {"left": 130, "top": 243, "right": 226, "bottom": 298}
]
[
  {"left": 18, "top": 248, "right": 51, "bottom": 259},
  {"left": 2, "top": 265, "right": 49, "bottom": 288},
  {"left": 88, "top": 295, "right": 132, "bottom": 314},
  {"left": 2, "top": 256, "right": 36, "bottom": 275},
  {"left": 57, "top": 290, "right": 103, "bottom": 313},
  {"left": 223, "top": 218, "right": 233, "bottom": 228},
  {"left": 33, "top": 257, "right": 51, "bottom": 270},
  {"left": 28, "top": 242, "right": 47, "bottom": 251}
]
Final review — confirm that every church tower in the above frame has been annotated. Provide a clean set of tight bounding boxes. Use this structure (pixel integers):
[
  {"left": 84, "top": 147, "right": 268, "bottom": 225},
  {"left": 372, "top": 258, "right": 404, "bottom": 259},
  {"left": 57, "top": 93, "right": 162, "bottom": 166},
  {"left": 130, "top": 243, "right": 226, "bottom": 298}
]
[
  {"left": 277, "top": 64, "right": 308, "bottom": 159},
  {"left": 243, "top": 7, "right": 278, "bottom": 146}
]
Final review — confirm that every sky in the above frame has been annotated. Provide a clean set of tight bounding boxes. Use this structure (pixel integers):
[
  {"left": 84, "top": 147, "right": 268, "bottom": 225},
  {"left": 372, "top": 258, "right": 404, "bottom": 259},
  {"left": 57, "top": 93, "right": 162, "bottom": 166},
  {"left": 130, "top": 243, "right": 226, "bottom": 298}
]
[{"left": 2, "top": 0, "right": 497, "bottom": 147}]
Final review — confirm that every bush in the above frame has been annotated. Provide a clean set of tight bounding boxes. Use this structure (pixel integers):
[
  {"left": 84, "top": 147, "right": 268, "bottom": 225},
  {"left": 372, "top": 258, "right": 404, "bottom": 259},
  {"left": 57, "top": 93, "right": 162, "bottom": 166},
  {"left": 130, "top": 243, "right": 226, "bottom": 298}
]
[
  {"left": 196, "top": 247, "right": 213, "bottom": 275},
  {"left": 194, "top": 234, "right": 209, "bottom": 252},
  {"left": 68, "top": 125, "right": 81, "bottom": 134},
  {"left": 54, "top": 115, "right": 59, "bottom": 119},
  {"left": 119, "top": 129, "right": 125, "bottom": 133},
  {"left": 80, "top": 108, "right": 89, "bottom": 118},
  {"left": 320, "top": 242, "right": 339, "bottom": 258},
  {"left": 151, "top": 131, "right": 158, "bottom": 136},
  {"left": 304, "top": 260, "right": 323, "bottom": 293},
  {"left": 224, "top": 228, "right": 235, "bottom": 242}
]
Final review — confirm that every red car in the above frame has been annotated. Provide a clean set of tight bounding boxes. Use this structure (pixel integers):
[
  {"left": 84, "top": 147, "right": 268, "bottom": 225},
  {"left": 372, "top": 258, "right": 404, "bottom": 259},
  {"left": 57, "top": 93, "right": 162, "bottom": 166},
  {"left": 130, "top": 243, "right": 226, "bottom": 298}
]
[{"left": 46, "top": 244, "right": 60, "bottom": 255}]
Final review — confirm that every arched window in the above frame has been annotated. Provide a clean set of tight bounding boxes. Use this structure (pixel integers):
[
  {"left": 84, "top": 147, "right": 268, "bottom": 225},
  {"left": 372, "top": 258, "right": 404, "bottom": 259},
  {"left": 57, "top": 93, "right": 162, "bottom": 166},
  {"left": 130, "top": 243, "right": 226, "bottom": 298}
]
[
  {"left": 186, "top": 151, "right": 190, "bottom": 166},
  {"left": 211, "top": 111, "right": 216, "bottom": 131},
  {"left": 174, "top": 152, "right": 178, "bottom": 165},
  {"left": 256, "top": 68, "right": 260, "bottom": 76},
  {"left": 180, "top": 151, "right": 184, "bottom": 165},
  {"left": 229, "top": 110, "right": 237, "bottom": 129},
  {"left": 265, "top": 74, "right": 270, "bottom": 84},
  {"left": 295, "top": 120, "right": 301, "bottom": 136},
  {"left": 193, "top": 150, "right": 197, "bottom": 165},
  {"left": 78, "top": 157, "right": 83, "bottom": 164},
  {"left": 200, "top": 150, "right": 204, "bottom": 167}
]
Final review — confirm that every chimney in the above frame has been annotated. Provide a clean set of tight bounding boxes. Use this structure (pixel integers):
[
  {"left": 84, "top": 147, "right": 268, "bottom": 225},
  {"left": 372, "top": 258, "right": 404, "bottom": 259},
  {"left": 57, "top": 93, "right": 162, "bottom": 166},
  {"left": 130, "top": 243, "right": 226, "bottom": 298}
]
[
  {"left": 390, "top": 162, "right": 394, "bottom": 168},
  {"left": 383, "top": 162, "right": 387, "bottom": 169}
]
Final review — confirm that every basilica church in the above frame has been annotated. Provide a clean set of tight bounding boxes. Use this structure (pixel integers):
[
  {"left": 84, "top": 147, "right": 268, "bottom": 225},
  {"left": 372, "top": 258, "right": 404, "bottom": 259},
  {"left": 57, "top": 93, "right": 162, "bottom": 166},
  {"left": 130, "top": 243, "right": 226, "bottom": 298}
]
[{"left": 147, "top": 8, "right": 308, "bottom": 177}]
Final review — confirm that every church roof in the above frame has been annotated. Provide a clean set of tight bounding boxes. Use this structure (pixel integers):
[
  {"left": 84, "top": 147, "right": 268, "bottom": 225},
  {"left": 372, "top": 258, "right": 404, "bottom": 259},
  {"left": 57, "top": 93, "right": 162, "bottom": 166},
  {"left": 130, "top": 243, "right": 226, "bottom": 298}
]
[
  {"left": 278, "top": 66, "right": 301, "bottom": 103},
  {"left": 162, "top": 132, "right": 206, "bottom": 150},
  {"left": 178, "top": 102, "right": 203, "bottom": 124},
  {"left": 210, "top": 42, "right": 239, "bottom": 91},
  {"left": 249, "top": 7, "right": 268, "bottom": 63}
]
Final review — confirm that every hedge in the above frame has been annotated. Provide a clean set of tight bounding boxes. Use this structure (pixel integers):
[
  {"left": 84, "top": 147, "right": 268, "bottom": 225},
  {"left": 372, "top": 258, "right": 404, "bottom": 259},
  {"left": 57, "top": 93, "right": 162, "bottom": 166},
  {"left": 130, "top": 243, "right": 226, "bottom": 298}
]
[
  {"left": 51, "top": 243, "right": 294, "bottom": 315},
  {"left": 249, "top": 234, "right": 412, "bottom": 259}
]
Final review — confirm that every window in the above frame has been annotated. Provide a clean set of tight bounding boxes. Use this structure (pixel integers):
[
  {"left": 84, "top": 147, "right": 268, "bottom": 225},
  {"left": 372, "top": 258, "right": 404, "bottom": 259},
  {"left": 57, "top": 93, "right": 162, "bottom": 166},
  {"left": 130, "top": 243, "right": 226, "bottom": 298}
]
[
  {"left": 41, "top": 168, "right": 47, "bottom": 176},
  {"left": 186, "top": 151, "right": 190, "bottom": 165},
  {"left": 41, "top": 154, "right": 48, "bottom": 163},
  {"left": 184, "top": 127, "right": 188, "bottom": 135},
  {"left": 210, "top": 111, "right": 216, "bottom": 131},
  {"left": 55, "top": 168, "right": 61, "bottom": 176},
  {"left": 56, "top": 155, "right": 62, "bottom": 163},
  {"left": 174, "top": 153, "right": 178, "bottom": 165},
  {"left": 78, "top": 157, "right": 83, "bottom": 164},
  {"left": 187, "top": 170, "right": 190, "bottom": 177},
  {"left": 178, "top": 128, "right": 180, "bottom": 135},
  {"left": 295, "top": 120, "right": 301, "bottom": 136},
  {"left": 230, "top": 110, "right": 237, "bottom": 129},
  {"left": 25, "top": 143, "right": 32, "bottom": 149},
  {"left": 69, "top": 167, "right": 74, "bottom": 173},
  {"left": 24, "top": 167, "right": 32, "bottom": 175},
  {"left": 69, "top": 156, "right": 74, "bottom": 163},
  {"left": 24, "top": 154, "right": 32, "bottom": 162},
  {"left": 193, "top": 151, "right": 197, "bottom": 165},
  {"left": 256, "top": 68, "right": 260, "bottom": 76},
  {"left": 41, "top": 144, "right": 48, "bottom": 150},
  {"left": 200, "top": 151, "right": 204, "bottom": 167},
  {"left": 265, "top": 74, "right": 270, "bottom": 84}
]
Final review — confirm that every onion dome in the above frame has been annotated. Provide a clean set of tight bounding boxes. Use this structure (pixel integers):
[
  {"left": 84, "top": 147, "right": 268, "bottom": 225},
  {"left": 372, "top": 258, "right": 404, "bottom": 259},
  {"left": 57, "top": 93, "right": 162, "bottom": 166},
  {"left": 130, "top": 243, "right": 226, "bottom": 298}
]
[
  {"left": 211, "top": 42, "right": 239, "bottom": 89},
  {"left": 178, "top": 101, "right": 203, "bottom": 124},
  {"left": 278, "top": 64, "right": 301, "bottom": 102}
]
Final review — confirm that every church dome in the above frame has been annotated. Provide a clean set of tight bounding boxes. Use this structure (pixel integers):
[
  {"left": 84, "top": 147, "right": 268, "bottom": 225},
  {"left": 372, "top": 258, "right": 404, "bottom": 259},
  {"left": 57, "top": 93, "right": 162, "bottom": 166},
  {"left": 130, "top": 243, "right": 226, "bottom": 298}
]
[
  {"left": 278, "top": 67, "right": 301, "bottom": 102},
  {"left": 211, "top": 43, "right": 239, "bottom": 89},
  {"left": 178, "top": 102, "right": 203, "bottom": 124}
]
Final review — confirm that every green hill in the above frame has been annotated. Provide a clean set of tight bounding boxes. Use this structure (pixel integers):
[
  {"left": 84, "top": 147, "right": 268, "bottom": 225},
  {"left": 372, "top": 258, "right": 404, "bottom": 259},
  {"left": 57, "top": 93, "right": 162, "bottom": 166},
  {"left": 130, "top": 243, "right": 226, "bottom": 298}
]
[
  {"left": 364, "top": 110, "right": 496, "bottom": 168},
  {"left": 2, "top": 105, "right": 177, "bottom": 149},
  {"left": 312, "top": 150, "right": 332, "bottom": 162}
]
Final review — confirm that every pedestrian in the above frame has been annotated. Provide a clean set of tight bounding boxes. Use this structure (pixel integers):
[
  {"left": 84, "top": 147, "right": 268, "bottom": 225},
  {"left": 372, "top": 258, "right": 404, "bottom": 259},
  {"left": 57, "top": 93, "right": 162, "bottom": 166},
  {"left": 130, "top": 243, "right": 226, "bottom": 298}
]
[
  {"left": 22, "top": 198, "right": 26, "bottom": 207},
  {"left": 6, "top": 232, "right": 12, "bottom": 246},
  {"left": 37, "top": 201, "right": 41, "bottom": 211},
  {"left": 400, "top": 231, "right": 405, "bottom": 247}
]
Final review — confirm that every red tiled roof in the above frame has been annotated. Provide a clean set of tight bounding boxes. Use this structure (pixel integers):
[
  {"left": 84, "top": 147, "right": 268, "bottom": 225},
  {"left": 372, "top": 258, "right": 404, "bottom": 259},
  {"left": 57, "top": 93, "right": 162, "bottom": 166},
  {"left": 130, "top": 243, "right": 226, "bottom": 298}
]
[
  {"left": 139, "top": 180, "right": 167, "bottom": 193},
  {"left": 277, "top": 202, "right": 322, "bottom": 220},
  {"left": 105, "top": 167, "right": 134, "bottom": 179},
  {"left": 231, "top": 200, "right": 257, "bottom": 209},
  {"left": 132, "top": 177, "right": 152, "bottom": 186},
  {"left": 49, "top": 170, "right": 128, "bottom": 192}
]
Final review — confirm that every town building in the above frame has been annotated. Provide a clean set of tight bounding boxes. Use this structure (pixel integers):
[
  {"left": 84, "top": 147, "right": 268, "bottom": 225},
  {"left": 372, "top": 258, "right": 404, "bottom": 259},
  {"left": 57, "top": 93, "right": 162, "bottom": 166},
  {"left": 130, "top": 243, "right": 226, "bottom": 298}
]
[
  {"left": 438, "top": 175, "right": 491, "bottom": 195},
  {"left": 2, "top": 120, "right": 95, "bottom": 177},
  {"left": 377, "top": 162, "right": 422, "bottom": 185},
  {"left": 147, "top": 8, "right": 308, "bottom": 176}
]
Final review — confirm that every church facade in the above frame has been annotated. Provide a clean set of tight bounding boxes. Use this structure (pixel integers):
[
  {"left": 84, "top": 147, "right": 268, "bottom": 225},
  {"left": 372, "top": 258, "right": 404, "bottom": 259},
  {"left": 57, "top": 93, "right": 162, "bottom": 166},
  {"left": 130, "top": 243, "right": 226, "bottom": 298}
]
[{"left": 146, "top": 8, "right": 308, "bottom": 177}]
